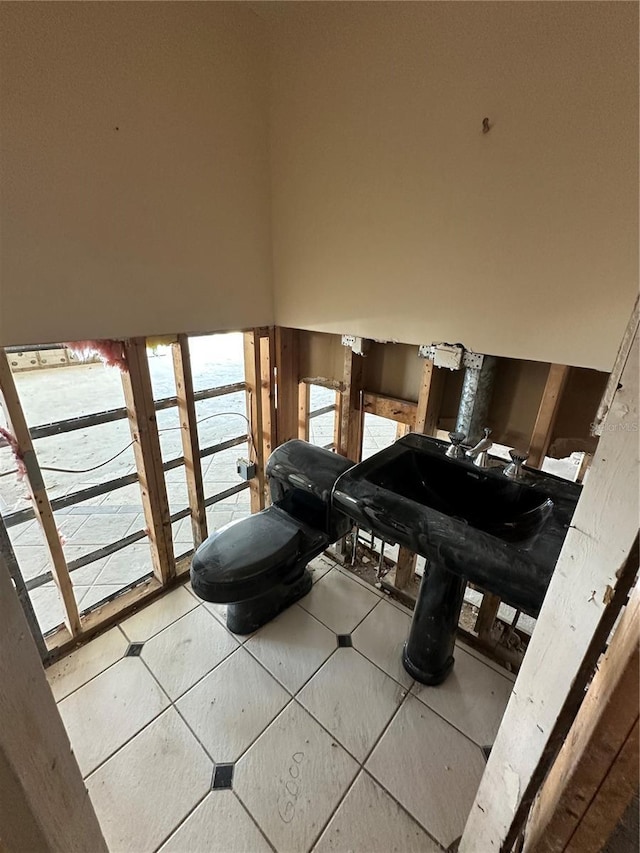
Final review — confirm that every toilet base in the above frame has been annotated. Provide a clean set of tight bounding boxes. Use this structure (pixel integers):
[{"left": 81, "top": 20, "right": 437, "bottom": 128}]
[{"left": 226, "top": 567, "right": 313, "bottom": 635}]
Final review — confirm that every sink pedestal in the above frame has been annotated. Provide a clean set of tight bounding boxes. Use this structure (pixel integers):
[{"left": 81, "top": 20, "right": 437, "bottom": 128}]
[{"left": 402, "top": 561, "right": 467, "bottom": 685}]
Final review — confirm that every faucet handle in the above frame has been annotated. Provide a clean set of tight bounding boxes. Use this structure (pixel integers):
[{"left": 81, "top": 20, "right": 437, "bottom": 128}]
[
  {"left": 448, "top": 431, "right": 466, "bottom": 446},
  {"left": 482, "top": 427, "right": 492, "bottom": 438},
  {"left": 509, "top": 448, "right": 528, "bottom": 465}
]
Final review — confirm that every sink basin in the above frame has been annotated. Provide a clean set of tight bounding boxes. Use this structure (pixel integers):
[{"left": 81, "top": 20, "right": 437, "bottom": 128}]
[
  {"left": 333, "top": 433, "right": 581, "bottom": 617},
  {"left": 365, "top": 444, "right": 554, "bottom": 544}
]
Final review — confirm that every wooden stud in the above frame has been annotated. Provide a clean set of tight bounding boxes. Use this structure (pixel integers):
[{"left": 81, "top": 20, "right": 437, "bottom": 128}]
[
  {"left": 395, "top": 547, "right": 417, "bottom": 589},
  {"left": 298, "top": 381, "right": 310, "bottom": 441},
  {"left": 0, "top": 551, "right": 108, "bottom": 853},
  {"left": 243, "top": 330, "right": 266, "bottom": 513},
  {"left": 475, "top": 592, "right": 501, "bottom": 641},
  {"left": 0, "top": 512, "right": 47, "bottom": 660},
  {"left": 396, "top": 420, "right": 417, "bottom": 589},
  {"left": 393, "top": 362, "right": 443, "bottom": 589},
  {"left": 275, "top": 327, "right": 300, "bottom": 445},
  {"left": 523, "top": 584, "right": 639, "bottom": 853},
  {"left": 415, "top": 360, "right": 445, "bottom": 435},
  {"left": 528, "top": 364, "right": 571, "bottom": 468},
  {"left": 260, "top": 331, "right": 278, "bottom": 487},
  {"left": 460, "top": 307, "right": 640, "bottom": 852},
  {"left": 333, "top": 390, "right": 342, "bottom": 451},
  {"left": 0, "top": 348, "right": 81, "bottom": 635},
  {"left": 171, "top": 334, "right": 207, "bottom": 548},
  {"left": 121, "top": 338, "right": 175, "bottom": 584},
  {"left": 339, "top": 346, "right": 364, "bottom": 461}
]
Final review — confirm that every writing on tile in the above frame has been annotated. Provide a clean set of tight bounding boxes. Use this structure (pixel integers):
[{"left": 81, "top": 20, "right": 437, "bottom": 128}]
[{"left": 277, "top": 751, "right": 305, "bottom": 823}]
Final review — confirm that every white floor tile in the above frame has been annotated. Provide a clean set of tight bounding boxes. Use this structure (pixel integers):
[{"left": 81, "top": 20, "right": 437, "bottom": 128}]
[
  {"left": 235, "top": 702, "right": 358, "bottom": 853},
  {"left": 142, "top": 607, "right": 238, "bottom": 700},
  {"left": 159, "top": 792, "right": 271, "bottom": 853},
  {"left": 313, "top": 771, "right": 440, "bottom": 853},
  {"left": 298, "top": 648, "right": 405, "bottom": 762},
  {"left": 87, "top": 708, "right": 213, "bottom": 853},
  {"left": 299, "top": 569, "right": 379, "bottom": 634},
  {"left": 366, "top": 695, "right": 485, "bottom": 849},
  {"left": 177, "top": 647, "right": 290, "bottom": 762},
  {"left": 46, "top": 626, "right": 128, "bottom": 701},
  {"left": 307, "top": 554, "right": 334, "bottom": 584},
  {"left": 245, "top": 604, "right": 336, "bottom": 693},
  {"left": 120, "top": 585, "right": 199, "bottom": 642},
  {"left": 352, "top": 600, "right": 414, "bottom": 688},
  {"left": 412, "top": 646, "right": 513, "bottom": 747},
  {"left": 58, "top": 657, "right": 169, "bottom": 776}
]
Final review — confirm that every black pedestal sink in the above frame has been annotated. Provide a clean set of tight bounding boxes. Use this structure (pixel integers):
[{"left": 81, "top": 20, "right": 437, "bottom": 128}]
[{"left": 333, "top": 434, "right": 581, "bottom": 684}]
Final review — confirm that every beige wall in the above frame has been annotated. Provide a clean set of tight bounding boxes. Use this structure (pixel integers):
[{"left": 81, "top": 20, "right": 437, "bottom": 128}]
[
  {"left": 267, "top": 2, "right": 638, "bottom": 371},
  {"left": 0, "top": 3, "right": 273, "bottom": 346}
]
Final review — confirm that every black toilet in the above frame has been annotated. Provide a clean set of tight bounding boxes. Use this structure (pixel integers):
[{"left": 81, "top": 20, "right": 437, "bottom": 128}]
[{"left": 190, "top": 440, "right": 354, "bottom": 634}]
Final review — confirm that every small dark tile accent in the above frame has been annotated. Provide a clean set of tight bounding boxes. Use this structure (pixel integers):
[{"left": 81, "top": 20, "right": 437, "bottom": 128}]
[
  {"left": 337, "top": 634, "right": 353, "bottom": 648},
  {"left": 212, "top": 763, "right": 234, "bottom": 790},
  {"left": 125, "top": 642, "right": 144, "bottom": 657},
  {"left": 482, "top": 745, "right": 492, "bottom": 761}
]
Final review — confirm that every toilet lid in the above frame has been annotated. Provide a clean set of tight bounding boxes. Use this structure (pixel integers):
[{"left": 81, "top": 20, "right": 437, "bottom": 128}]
[{"left": 191, "top": 506, "right": 301, "bottom": 602}]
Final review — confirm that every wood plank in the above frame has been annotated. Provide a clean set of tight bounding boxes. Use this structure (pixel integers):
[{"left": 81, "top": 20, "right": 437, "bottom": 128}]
[
  {"left": 298, "top": 381, "right": 310, "bottom": 441},
  {"left": 275, "top": 327, "right": 300, "bottom": 445},
  {"left": 362, "top": 393, "right": 417, "bottom": 425},
  {"left": 0, "top": 348, "right": 81, "bottom": 635},
  {"left": 567, "top": 720, "right": 639, "bottom": 853},
  {"left": 339, "top": 345, "right": 364, "bottom": 461},
  {"left": 243, "top": 330, "right": 266, "bottom": 513},
  {"left": 171, "top": 335, "right": 207, "bottom": 548},
  {"left": 460, "top": 309, "right": 640, "bottom": 852},
  {"left": 121, "top": 338, "right": 175, "bottom": 584},
  {"left": 0, "top": 551, "right": 108, "bottom": 852},
  {"left": 592, "top": 294, "right": 639, "bottom": 436},
  {"left": 524, "top": 585, "right": 639, "bottom": 853},
  {"left": 260, "top": 331, "right": 277, "bottom": 504},
  {"left": 528, "top": 364, "right": 571, "bottom": 468},
  {"left": 415, "top": 360, "right": 445, "bottom": 435}
]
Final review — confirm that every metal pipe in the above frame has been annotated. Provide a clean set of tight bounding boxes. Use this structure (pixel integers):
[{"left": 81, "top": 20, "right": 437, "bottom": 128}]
[{"left": 455, "top": 355, "right": 497, "bottom": 446}]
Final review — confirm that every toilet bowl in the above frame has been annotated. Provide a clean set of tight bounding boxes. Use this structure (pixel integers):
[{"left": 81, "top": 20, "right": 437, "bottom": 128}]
[{"left": 190, "top": 441, "right": 354, "bottom": 634}]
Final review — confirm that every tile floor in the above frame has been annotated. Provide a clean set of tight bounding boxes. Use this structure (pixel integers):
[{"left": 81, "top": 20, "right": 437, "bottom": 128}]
[{"left": 47, "top": 554, "right": 514, "bottom": 853}]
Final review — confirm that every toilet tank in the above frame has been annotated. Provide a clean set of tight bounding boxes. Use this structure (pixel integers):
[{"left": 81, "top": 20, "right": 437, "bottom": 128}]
[{"left": 266, "top": 440, "right": 354, "bottom": 541}]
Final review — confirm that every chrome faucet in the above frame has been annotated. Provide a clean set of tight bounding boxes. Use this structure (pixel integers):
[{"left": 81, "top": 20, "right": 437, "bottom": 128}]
[
  {"left": 445, "top": 431, "right": 466, "bottom": 459},
  {"left": 504, "top": 449, "right": 528, "bottom": 481},
  {"left": 466, "top": 428, "right": 493, "bottom": 468}
]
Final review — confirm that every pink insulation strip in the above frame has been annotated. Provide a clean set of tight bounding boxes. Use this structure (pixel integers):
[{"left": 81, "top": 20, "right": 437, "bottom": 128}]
[
  {"left": 64, "top": 339, "right": 129, "bottom": 372},
  {"left": 0, "top": 426, "right": 26, "bottom": 481}
]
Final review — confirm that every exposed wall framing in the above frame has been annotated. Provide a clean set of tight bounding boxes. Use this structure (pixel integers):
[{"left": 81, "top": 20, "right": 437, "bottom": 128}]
[{"left": 0, "top": 333, "right": 259, "bottom": 663}]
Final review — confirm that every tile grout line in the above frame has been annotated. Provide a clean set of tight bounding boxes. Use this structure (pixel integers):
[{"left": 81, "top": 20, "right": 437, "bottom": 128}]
[
  {"left": 150, "top": 788, "right": 210, "bottom": 853},
  {"left": 231, "top": 789, "right": 278, "bottom": 853},
  {"left": 407, "top": 683, "right": 507, "bottom": 752}
]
